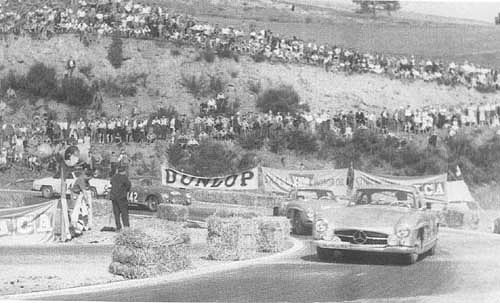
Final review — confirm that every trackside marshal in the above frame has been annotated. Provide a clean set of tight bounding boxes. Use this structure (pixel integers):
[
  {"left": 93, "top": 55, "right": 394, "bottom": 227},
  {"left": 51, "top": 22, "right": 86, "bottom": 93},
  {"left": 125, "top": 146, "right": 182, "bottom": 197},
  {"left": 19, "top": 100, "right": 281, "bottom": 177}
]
[{"left": 161, "top": 166, "right": 259, "bottom": 190}]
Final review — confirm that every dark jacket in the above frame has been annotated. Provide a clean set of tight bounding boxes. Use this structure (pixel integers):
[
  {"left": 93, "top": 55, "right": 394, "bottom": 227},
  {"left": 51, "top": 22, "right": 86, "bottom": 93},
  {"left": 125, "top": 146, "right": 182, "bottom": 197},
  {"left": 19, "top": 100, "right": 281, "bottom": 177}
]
[{"left": 110, "top": 173, "right": 131, "bottom": 201}]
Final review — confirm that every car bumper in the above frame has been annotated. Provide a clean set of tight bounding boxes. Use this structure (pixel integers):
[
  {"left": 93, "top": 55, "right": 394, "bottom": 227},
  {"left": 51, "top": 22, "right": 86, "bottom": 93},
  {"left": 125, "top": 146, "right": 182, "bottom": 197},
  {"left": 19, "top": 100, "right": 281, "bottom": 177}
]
[{"left": 313, "top": 240, "right": 417, "bottom": 254}]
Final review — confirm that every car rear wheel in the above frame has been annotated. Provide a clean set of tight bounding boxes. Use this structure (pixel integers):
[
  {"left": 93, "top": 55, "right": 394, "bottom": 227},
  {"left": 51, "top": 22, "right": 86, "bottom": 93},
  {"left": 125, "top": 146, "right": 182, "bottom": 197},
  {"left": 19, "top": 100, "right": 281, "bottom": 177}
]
[
  {"left": 292, "top": 210, "right": 307, "bottom": 235},
  {"left": 146, "top": 195, "right": 159, "bottom": 212},
  {"left": 41, "top": 186, "right": 53, "bottom": 199}
]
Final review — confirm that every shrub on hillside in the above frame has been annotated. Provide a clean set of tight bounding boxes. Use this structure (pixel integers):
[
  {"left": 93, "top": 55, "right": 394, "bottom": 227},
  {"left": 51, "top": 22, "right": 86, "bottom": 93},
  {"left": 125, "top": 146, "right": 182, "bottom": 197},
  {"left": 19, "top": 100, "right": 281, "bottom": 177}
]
[
  {"left": 78, "top": 64, "right": 93, "bottom": 79},
  {"left": 168, "top": 140, "right": 256, "bottom": 177},
  {"left": 180, "top": 73, "right": 207, "bottom": 97},
  {"left": 25, "top": 63, "right": 58, "bottom": 98},
  {"left": 97, "top": 78, "right": 137, "bottom": 97},
  {"left": 237, "top": 131, "right": 266, "bottom": 150},
  {"left": 55, "top": 77, "right": 94, "bottom": 107},
  {"left": 248, "top": 80, "right": 262, "bottom": 95},
  {"left": 201, "top": 49, "right": 216, "bottom": 63},
  {"left": 0, "top": 70, "right": 26, "bottom": 93},
  {"left": 150, "top": 106, "right": 178, "bottom": 119},
  {"left": 252, "top": 52, "right": 266, "bottom": 63},
  {"left": 284, "top": 130, "right": 319, "bottom": 154},
  {"left": 170, "top": 48, "right": 181, "bottom": 56},
  {"left": 208, "top": 74, "right": 226, "bottom": 95},
  {"left": 256, "top": 85, "right": 308, "bottom": 114},
  {"left": 108, "top": 35, "right": 124, "bottom": 68}
]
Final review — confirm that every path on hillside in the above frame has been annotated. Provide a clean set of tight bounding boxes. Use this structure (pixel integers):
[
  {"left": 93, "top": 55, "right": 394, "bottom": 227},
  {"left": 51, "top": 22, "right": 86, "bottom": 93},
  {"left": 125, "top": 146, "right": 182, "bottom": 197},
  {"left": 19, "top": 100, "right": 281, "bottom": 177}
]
[{"left": 36, "top": 230, "right": 500, "bottom": 302}]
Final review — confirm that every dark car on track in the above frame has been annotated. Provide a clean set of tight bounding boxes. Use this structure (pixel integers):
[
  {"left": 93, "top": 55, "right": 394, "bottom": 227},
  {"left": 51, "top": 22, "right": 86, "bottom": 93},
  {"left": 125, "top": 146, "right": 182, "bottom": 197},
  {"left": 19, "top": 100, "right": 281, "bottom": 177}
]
[{"left": 127, "top": 178, "right": 192, "bottom": 211}]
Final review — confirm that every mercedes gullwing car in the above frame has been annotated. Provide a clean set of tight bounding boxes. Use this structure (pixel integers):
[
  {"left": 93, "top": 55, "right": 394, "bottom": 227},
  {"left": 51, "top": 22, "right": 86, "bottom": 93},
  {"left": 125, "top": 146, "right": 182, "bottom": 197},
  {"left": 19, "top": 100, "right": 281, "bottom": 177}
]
[
  {"left": 313, "top": 185, "right": 439, "bottom": 265},
  {"left": 280, "top": 188, "right": 345, "bottom": 235}
]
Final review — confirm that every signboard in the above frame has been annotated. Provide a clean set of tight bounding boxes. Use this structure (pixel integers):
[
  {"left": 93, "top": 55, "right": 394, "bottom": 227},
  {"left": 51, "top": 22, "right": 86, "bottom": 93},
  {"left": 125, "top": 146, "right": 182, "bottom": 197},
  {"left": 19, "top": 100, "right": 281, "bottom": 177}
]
[
  {"left": 0, "top": 200, "right": 58, "bottom": 245},
  {"left": 261, "top": 167, "right": 349, "bottom": 195},
  {"left": 354, "top": 170, "right": 447, "bottom": 202},
  {"left": 161, "top": 166, "right": 259, "bottom": 190}
]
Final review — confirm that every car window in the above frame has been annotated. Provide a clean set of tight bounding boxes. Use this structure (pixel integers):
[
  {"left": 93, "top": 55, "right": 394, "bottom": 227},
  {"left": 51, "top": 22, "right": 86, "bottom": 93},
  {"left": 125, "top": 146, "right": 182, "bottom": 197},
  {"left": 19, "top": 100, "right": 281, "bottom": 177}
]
[
  {"left": 354, "top": 190, "right": 415, "bottom": 208},
  {"left": 297, "top": 191, "right": 319, "bottom": 199}
]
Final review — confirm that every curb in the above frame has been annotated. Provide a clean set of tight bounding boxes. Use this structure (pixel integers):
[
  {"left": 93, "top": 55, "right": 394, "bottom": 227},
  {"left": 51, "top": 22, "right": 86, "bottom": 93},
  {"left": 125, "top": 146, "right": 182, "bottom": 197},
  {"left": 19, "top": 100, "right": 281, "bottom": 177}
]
[
  {"left": 1, "top": 237, "right": 304, "bottom": 300},
  {"left": 440, "top": 227, "right": 499, "bottom": 238}
]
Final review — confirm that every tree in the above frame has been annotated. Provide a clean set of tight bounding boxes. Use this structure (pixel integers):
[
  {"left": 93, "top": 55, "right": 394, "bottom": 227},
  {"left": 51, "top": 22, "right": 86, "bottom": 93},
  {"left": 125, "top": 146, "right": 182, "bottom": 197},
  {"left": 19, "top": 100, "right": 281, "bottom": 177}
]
[{"left": 352, "top": 0, "right": 401, "bottom": 16}]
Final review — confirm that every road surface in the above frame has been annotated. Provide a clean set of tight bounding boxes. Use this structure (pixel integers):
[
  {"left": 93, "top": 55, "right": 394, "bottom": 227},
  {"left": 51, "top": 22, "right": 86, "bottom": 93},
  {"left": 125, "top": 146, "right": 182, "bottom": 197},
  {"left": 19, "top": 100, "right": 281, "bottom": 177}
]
[{"left": 37, "top": 229, "right": 500, "bottom": 302}]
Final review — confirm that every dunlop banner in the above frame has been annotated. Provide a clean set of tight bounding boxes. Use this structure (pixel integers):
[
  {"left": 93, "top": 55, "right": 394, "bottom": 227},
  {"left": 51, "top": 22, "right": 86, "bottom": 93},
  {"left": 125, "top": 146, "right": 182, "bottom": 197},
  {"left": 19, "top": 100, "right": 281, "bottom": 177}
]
[
  {"left": 354, "top": 170, "right": 447, "bottom": 202},
  {"left": 261, "top": 167, "right": 349, "bottom": 195},
  {"left": 161, "top": 166, "right": 259, "bottom": 190},
  {"left": 0, "top": 200, "right": 58, "bottom": 245}
]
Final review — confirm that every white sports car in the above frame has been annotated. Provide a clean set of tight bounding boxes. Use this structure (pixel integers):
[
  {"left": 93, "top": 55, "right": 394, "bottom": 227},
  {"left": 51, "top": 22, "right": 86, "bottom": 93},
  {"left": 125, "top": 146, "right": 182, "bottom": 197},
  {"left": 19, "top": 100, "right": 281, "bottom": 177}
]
[{"left": 32, "top": 171, "right": 111, "bottom": 198}]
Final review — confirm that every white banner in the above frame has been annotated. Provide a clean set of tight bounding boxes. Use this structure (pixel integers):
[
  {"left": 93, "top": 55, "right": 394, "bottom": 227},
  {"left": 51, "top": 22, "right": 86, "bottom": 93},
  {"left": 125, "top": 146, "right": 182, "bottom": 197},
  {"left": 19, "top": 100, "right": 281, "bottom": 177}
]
[
  {"left": 161, "top": 166, "right": 259, "bottom": 190},
  {"left": 354, "top": 170, "right": 447, "bottom": 202},
  {"left": 261, "top": 167, "right": 349, "bottom": 196}
]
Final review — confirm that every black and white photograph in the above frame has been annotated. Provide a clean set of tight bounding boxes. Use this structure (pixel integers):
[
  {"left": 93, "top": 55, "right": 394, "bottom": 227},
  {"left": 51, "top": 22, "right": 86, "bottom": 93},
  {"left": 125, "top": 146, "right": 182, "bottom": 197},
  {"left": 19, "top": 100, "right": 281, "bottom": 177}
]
[{"left": 1, "top": 0, "right": 500, "bottom": 302}]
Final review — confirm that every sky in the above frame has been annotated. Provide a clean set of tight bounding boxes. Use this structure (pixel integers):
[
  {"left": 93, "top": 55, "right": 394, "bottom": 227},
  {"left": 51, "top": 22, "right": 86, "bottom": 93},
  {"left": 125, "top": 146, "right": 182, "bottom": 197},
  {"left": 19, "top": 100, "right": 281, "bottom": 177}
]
[{"left": 400, "top": 1, "right": 500, "bottom": 23}]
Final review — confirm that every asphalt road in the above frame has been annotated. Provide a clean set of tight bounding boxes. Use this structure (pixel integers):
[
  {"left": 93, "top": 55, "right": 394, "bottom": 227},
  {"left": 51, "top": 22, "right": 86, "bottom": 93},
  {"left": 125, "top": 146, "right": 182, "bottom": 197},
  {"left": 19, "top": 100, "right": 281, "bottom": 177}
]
[{"left": 37, "top": 229, "right": 500, "bottom": 302}]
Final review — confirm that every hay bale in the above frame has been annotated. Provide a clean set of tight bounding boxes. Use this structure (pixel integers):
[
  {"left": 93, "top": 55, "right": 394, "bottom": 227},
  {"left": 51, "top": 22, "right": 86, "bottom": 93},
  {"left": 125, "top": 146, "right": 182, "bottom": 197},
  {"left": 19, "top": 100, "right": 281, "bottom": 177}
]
[
  {"left": 207, "top": 216, "right": 258, "bottom": 261},
  {"left": 93, "top": 199, "right": 113, "bottom": 217},
  {"left": 109, "top": 224, "right": 191, "bottom": 279},
  {"left": 157, "top": 204, "right": 189, "bottom": 222},
  {"left": 255, "top": 217, "right": 291, "bottom": 253}
]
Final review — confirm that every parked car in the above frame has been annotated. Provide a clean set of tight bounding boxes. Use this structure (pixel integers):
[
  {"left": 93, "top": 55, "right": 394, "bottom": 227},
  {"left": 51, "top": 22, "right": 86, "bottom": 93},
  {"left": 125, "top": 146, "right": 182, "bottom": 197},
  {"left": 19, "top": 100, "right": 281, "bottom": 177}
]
[
  {"left": 443, "top": 200, "right": 480, "bottom": 229},
  {"left": 280, "top": 188, "right": 345, "bottom": 235},
  {"left": 313, "top": 184, "right": 439, "bottom": 265},
  {"left": 127, "top": 179, "right": 192, "bottom": 211},
  {"left": 32, "top": 171, "right": 110, "bottom": 199}
]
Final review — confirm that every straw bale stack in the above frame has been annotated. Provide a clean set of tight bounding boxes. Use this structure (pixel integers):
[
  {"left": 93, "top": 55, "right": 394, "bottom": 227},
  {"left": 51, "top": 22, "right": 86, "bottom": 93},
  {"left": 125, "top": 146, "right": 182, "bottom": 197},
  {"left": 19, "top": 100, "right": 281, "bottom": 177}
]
[
  {"left": 109, "top": 223, "right": 191, "bottom": 279},
  {"left": 255, "top": 217, "right": 291, "bottom": 253},
  {"left": 157, "top": 204, "right": 189, "bottom": 222},
  {"left": 206, "top": 216, "right": 258, "bottom": 261}
]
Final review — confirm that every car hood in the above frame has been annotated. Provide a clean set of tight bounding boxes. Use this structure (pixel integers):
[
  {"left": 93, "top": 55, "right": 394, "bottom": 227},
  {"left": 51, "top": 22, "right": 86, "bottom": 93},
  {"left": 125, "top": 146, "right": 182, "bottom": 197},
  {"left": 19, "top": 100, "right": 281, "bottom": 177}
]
[
  {"left": 320, "top": 205, "right": 413, "bottom": 233},
  {"left": 33, "top": 177, "right": 54, "bottom": 184}
]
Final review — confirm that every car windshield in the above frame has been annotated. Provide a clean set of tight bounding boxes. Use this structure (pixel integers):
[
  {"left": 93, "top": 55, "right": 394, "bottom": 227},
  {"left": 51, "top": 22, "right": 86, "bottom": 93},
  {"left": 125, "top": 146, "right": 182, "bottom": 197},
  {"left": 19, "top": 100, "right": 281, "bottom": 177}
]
[{"left": 352, "top": 189, "right": 416, "bottom": 208}]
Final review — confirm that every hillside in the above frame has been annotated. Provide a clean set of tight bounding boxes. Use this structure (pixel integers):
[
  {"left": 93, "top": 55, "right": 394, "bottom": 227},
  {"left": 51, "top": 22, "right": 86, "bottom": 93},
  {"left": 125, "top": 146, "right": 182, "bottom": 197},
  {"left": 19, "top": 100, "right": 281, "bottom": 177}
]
[{"left": 1, "top": 34, "right": 499, "bottom": 120}]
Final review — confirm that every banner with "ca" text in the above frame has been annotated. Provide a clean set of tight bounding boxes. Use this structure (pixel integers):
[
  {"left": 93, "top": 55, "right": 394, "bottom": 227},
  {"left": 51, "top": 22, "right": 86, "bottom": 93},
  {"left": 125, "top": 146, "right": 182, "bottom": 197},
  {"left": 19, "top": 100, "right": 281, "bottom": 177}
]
[
  {"left": 354, "top": 170, "right": 447, "bottom": 202},
  {"left": 161, "top": 166, "right": 259, "bottom": 190},
  {"left": 0, "top": 200, "right": 58, "bottom": 245}
]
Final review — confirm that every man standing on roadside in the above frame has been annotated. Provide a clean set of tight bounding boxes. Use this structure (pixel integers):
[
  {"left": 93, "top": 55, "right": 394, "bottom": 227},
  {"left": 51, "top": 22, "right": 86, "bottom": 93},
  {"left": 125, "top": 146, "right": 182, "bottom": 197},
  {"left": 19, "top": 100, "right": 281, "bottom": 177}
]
[{"left": 110, "top": 166, "right": 131, "bottom": 231}]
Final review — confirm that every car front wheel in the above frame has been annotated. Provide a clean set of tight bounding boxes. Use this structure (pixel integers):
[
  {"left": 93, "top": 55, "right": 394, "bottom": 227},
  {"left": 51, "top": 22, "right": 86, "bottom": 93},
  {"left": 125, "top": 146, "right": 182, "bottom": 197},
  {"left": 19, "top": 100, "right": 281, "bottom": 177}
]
[
  {"left": 292, "top": 210, "right": 307, "bottom": 235},
  {"left": 41, "top": 186, "right": 53, "bottom": 199},
  {"left": 146, "top": 195, "right": 159, "bottom": 212}
]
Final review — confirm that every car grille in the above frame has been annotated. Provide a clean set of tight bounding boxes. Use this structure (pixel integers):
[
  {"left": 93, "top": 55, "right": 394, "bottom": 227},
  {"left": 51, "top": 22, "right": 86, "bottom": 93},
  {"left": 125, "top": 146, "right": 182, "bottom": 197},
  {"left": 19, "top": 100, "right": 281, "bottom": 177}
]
[{"left": 335, "top": 229, "right": 388, "bottom": 245}]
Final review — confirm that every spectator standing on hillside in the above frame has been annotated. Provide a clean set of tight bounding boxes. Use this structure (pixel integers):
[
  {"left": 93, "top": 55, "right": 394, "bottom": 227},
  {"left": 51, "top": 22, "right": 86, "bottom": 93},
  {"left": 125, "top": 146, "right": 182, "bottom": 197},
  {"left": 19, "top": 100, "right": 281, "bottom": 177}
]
[
  {"left": 110, "top": 166, "right": 131, "bottom": 231},
  {"left": 66, "top": 58, "right": 76, "bottom": 77}
]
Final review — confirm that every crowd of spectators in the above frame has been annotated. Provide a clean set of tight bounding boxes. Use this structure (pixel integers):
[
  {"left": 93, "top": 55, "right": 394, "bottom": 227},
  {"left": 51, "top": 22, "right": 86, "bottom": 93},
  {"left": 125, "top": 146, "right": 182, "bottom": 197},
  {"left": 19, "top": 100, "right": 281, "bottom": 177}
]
[{"left": 1, "top": 0, "right": 500, "bottom": 92}]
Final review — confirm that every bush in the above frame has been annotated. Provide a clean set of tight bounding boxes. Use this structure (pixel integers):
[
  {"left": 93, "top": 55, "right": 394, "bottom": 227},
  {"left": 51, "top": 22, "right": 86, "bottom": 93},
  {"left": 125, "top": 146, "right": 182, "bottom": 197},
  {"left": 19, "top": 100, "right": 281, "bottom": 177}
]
[
  {"left": 25, "top": 62, "right": 58, "bottom": 98},
  {"left": 256, "top": 85, "right": 307, "bottom": 114},
  {"left": 108, "top": 35, "right": 124, "bottom": 68},
  {"left": 98, "top": 77, "right": 138, "bottom": 97},
  {"left": 55, "top": 77, "right": 94, "bottom": 107},
  {"left": 252, "top": 52, "right": 267, "bottom": 63},
  {"left": 78, "top": 64, "right": 93, "bottom": 79},
  {"left": 180, "top": 72, "right": 207, "bottom": 97},
  {"left": 248, "top": 80, "right": 262, "bottom": 95},
  {"left": 284, "top": 130, "right": 319, "bottom": 154},
  {"left": 0, "top": 70, "right": 26, "bottom": 93},
  {"left": 168, "top": 140, "right": 256, "bottom": 177},
  {"left": 237, "top": 131, "right": 265, "bottom": 150},
  {"left": 170, "top": 48, "right": 181, "bottom": 56},
  {"left": 201, "top": 48, "right": 216, "bottom": 63},
  {"left": 208, "top": 74, "right": 226, "bottom": 95}
]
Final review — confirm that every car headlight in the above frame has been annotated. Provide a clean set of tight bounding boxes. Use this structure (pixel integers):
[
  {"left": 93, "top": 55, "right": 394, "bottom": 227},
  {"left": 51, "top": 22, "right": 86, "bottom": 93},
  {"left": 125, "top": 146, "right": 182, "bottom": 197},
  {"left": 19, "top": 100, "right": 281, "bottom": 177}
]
[
  {"left": 395, "top": 224, "right": 411, "bottom": 239},
  {"left": 315, "top": 219, "right": 328, "bottom": 233},
  {"left": 306, "top": 208, "right": 314, "bottom": 219},
  {"left": 387, "top": 235, "right": 400, "bottom": 246}
]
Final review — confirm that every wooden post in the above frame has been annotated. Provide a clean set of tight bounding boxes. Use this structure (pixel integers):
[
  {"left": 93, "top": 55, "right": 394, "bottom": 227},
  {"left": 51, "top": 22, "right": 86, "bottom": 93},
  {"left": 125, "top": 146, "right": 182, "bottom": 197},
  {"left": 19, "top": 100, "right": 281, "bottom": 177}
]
[{"left": 59, "top": 164, "right": 71, "bottom": 241}]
